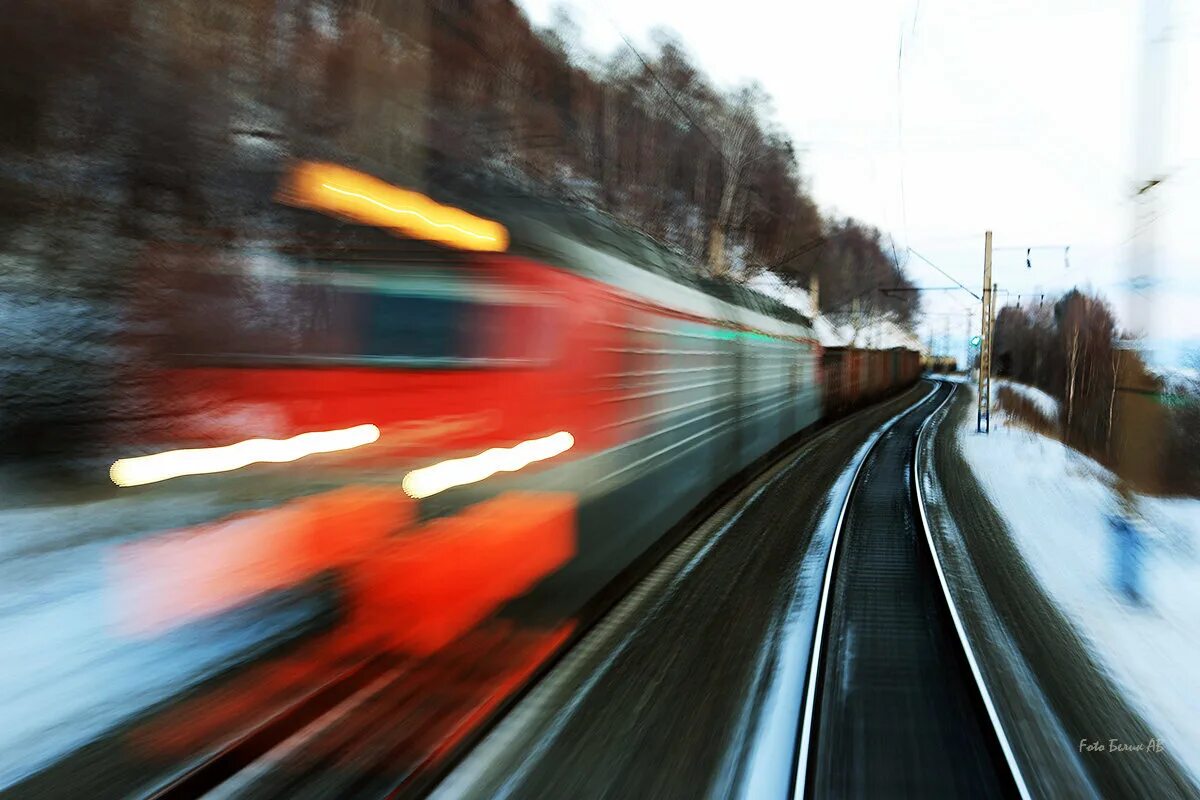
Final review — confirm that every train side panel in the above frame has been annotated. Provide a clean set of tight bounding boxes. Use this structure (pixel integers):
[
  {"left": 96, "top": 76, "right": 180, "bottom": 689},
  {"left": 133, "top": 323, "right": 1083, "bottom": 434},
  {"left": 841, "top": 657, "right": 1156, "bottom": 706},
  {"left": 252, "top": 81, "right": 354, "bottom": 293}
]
[{"left": 112, "top": 237, "right": 912, "bottom": 717}]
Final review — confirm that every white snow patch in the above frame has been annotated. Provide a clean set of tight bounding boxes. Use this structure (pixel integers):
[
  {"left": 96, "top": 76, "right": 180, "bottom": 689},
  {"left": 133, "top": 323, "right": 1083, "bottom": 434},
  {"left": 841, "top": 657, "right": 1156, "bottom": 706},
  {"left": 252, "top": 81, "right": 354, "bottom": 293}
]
[
  {"left": 744, "top": 271, "right": 818, "bottom": 318},
  {"left": 959, "top": 385, "right": 1200, "bottom": 779},
  {"left": 994, "top": 379, "right": 1060, "bottom": 420},
  {"left": 815, "top": 315, "right": 923, "bottom": 351},
  {"left": 741, "top": 273, "right": 923, "bottom": 353}
]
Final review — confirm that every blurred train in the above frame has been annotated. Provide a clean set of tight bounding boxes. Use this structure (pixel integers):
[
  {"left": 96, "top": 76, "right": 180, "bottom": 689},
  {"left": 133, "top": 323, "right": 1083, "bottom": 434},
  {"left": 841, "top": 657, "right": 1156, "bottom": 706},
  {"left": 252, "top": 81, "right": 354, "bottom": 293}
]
[
  {"left": 0, "top": 162, "right": 929, "bottom": 792},
  {"left": 113, "top": 162, "right": 923, "bottom": 639},
  {"left": 923, "top": 354, "right": 960, "bottom": 374},
  {"left": 109, "top": 160, "right": 921, "bottom": 716},
  {"left": 822, "top": 345, "right": 923, "bottom": 418}
]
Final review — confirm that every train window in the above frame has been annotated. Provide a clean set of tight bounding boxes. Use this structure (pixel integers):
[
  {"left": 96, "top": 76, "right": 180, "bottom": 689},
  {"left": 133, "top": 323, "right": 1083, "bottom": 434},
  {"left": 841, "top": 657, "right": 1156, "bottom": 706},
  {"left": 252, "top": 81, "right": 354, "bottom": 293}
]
[
  {"left": 163, "top": 268, "right": 557, "bottom": 367},
  {"left": 360, "top": 292, "right": 557, "bottom": 363},
  {"left": 362, "top": 293, "right": 466, "bottom": 360}
]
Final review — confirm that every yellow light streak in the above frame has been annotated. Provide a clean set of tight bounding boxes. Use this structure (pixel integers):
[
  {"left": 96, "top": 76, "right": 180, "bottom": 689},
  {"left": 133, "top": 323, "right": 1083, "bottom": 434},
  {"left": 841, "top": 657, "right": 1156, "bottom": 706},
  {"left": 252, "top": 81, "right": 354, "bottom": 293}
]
[{"left": 277, "top": 161, "right": 509, "bottom": 252}]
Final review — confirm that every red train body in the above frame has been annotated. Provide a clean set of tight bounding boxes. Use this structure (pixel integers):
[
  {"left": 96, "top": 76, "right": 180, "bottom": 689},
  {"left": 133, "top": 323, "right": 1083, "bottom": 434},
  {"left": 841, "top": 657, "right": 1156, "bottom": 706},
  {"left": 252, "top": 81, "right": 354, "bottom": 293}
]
[{"left": 102, "top": 188, "right": 922, "bottom": 762}]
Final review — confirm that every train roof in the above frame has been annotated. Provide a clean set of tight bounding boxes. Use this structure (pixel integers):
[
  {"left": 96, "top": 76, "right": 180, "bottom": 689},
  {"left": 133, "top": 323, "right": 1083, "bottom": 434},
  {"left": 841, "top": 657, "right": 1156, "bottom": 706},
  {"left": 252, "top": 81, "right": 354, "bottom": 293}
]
[
  {"left": 197, "top": 160, "right": 813, "bottom": 334},
  {"left": 423, "top": 168, "right": 813, "bottom": 331}
]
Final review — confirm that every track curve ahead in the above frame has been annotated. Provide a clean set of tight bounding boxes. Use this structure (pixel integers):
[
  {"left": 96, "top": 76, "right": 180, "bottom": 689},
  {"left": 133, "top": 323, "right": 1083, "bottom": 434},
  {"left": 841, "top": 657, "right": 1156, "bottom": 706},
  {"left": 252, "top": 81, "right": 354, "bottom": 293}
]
[{"left": 798, "top": 381, "right": 1026, "bottom": 799}]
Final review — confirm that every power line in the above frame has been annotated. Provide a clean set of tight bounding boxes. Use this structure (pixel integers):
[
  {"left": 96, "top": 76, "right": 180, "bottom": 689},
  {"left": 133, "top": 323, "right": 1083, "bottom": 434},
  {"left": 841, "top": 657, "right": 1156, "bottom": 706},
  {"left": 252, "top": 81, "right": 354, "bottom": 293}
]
[
  {"left": 896, "top": 29, "right": 910, "bottom": 248},
  {"left": 906, "top": 247, "right": 981, "bottom": 300},
  {"left": 822, "top": 284, "right": 884, "bottom": 315},
  {"left": 880, "top": 286, "right": 972, "bottom": 292},
  {"left": 616, "top": 33, "right": 727, "bottom": 173},
  {"left": 894, "top": 0, "right": 925, "bottom": 251},
  {"left": 993, "top": 244, "right": 1070, "bottom": 250},
  {"left": 887, "top": 232, "right": 904, "bottom": 269}
]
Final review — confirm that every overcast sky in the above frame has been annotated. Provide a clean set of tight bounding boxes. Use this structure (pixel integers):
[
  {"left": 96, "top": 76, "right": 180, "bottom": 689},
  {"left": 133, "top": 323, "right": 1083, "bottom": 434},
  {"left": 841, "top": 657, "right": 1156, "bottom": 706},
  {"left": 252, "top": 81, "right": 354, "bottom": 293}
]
[{"left": 517, "top": 0, "right": 1199, "bottom": 367}]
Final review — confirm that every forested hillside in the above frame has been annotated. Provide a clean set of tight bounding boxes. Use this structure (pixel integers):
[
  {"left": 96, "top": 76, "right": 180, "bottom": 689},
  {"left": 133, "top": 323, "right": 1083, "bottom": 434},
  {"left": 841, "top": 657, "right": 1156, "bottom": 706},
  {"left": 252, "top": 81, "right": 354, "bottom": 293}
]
[
  {"left": 0, "top": 0, "right": 916, "bottom": 461},
  {"left": 427, "top": 1, "right": 917, "bottom": 321},
  {"left": 1, "top": 0, "right": 916, "bottom": 319}
]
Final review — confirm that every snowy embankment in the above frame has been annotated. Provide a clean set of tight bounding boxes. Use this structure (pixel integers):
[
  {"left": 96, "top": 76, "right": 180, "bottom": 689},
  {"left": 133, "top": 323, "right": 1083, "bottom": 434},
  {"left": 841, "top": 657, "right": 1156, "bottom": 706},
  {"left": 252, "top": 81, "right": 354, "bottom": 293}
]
[
  {"left": 958, "top": 383, "right": 1200, "bottom": 778},
  {"left": 993, "top": 378, "right": 1060, "bottom": 420},
  {"left": 0, "top": 490, "right": 326, "bottom": 789}
]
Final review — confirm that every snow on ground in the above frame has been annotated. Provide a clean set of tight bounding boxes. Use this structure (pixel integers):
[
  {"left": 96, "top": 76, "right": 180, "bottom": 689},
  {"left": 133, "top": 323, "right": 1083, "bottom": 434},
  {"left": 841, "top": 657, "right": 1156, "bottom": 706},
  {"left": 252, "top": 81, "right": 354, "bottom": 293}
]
[
  {"left": 958, "top": 384, "right": 1200, "bottom": 778},
  {"left": 994, "top": 378, "right": 1060, "bottom": 420},
  {"left": 0, "top": 523, "right": 324, "bottom": 788},
  {"left": 0, "top": 481, "right": 337, "bottom": 789}
]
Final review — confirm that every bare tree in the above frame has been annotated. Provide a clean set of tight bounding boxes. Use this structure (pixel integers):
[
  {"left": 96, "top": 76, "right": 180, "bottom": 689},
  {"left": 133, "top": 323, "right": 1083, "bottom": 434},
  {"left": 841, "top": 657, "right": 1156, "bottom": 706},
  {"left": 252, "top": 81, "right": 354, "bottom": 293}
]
[{"left": 707, "top": 83, "right": 767, "bottom": 276}]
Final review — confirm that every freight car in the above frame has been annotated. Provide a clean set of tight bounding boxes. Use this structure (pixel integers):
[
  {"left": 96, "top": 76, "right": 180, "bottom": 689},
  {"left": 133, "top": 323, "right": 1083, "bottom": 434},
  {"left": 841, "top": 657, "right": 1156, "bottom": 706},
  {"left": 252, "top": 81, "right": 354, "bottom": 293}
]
[
  {"left": 924, "top": 354, "right": 959, "bottom": 374},
  {"left": 822, "top": 345, "right": 922, "bottom": 417}
]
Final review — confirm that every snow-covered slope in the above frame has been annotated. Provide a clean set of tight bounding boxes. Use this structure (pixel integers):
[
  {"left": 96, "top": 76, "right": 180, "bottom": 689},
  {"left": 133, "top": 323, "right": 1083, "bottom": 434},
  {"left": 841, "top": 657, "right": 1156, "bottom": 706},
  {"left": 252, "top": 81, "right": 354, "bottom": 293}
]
[
  {"left": 742, "top": 272, "right": 923, "bottom": 352},
  {"left": 994, "top": 378, "right": 1060, "bottom": 420},
  {"left": 958, "top": 384, "right": 1200, "bottom": 779}
]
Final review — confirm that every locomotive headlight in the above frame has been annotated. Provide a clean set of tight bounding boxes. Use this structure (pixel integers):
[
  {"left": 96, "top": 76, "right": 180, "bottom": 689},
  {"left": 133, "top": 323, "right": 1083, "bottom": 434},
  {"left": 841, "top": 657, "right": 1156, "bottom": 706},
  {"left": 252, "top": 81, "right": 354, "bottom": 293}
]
[
  {"left": 110, "top": 424, "right": 381, "bottom": 487},
  {"left": 402, "top": 431, "right": 575, "bottom": 499}
]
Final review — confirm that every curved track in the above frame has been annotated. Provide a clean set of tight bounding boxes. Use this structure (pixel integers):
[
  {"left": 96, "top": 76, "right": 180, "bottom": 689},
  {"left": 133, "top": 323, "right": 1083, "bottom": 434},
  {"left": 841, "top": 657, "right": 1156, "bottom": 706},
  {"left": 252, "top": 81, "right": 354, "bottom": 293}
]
[
  {"left": 432, "top": 385, "right": 935, "bottom": 800},
  {"left": 797, "top": 381, "right": 1029, "bottom": 798}
]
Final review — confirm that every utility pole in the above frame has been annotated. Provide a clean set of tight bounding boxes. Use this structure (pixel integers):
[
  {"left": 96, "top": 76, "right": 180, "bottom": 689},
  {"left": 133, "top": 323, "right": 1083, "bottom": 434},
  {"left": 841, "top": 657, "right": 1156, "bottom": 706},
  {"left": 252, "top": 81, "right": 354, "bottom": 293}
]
[{"left": 977, "top": 231, "right": 994, "bottom": 433}]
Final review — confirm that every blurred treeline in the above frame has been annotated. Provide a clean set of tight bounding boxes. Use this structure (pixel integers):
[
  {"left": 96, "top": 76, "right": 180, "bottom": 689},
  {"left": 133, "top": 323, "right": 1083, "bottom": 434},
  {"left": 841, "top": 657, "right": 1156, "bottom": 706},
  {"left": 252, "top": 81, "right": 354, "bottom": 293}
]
[
  {"left": 428, "top": 4, "right": 917, "bottom": 320},
  {"left": 0, "top": 0, "right": 915, "bottom": 465},
  {"left": 993, "top": 290, "right": 1200, "bottom": 496},
  {"left": 0, "top": 0, "right": 917, "bottom": 308}
]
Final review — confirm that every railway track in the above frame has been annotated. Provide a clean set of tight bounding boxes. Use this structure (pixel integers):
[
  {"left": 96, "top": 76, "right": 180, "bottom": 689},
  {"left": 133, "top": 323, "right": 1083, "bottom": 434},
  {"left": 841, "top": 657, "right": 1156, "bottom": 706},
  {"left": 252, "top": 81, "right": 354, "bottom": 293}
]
[
  {"left": 796, "top": 380, "right": 1031, "bottom": 798},
  {"left": 429, "top": 383, "right": 948, "bottom": 800}
]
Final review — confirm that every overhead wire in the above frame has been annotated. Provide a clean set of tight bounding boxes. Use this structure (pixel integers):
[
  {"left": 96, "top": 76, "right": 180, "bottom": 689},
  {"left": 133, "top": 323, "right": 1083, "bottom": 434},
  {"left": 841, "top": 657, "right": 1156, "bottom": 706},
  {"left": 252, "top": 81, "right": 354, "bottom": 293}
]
[
  {"left": 615, "top": 32, "right": 728, "bottom": 173},
  {"left": 906, "top": 247, "right": 981, "bottom": 299}
]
